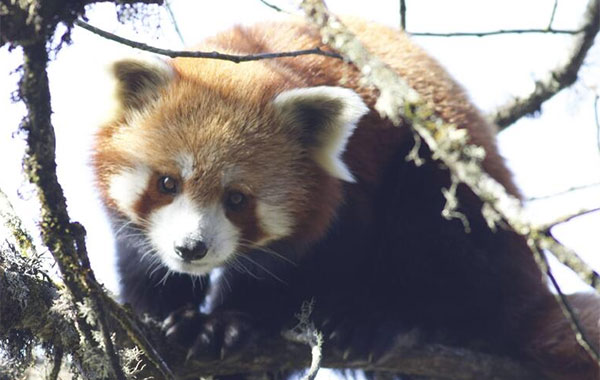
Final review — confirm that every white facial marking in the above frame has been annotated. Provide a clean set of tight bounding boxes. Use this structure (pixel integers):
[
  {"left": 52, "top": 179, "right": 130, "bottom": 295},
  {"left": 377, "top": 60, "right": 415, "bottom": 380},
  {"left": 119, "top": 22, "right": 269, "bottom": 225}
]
[
  {"left": 148, "top": 194, "right": 240, "bottom": 275},
  {"left": 176, "top": 152, "right": 195, "bottom": 180},
  {"left": 108, "top": 165, "right": 152, "bottom": 222},
  {"left": 256, "top": 202, "right": 294, "bottom": 243}
]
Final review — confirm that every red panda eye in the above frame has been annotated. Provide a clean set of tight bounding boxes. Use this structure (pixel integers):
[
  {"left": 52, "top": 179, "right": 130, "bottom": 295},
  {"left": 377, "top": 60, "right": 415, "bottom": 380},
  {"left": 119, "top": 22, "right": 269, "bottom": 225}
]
[
  {"left": 158, "top": 176, "right": 179, "bottom": 195},
  {"left": 225, "top": 190, "right": 246, "bottom": 211}
]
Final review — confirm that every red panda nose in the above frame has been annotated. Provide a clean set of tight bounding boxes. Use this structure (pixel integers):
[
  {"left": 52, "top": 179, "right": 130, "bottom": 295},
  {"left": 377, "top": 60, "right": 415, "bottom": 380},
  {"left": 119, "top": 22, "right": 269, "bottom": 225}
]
[{"left": 174, "top": 239, "right": 208, "bottom": 262}]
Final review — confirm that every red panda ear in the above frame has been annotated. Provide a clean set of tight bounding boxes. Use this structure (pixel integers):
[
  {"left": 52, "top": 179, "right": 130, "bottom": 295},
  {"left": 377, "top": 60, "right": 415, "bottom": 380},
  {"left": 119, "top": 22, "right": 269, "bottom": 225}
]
[
  {"left": 110, "top": 57, "right": 175, "bottom": 111},
  {"left": 273, "top": 86, "right": 368, "bottom": 182}
]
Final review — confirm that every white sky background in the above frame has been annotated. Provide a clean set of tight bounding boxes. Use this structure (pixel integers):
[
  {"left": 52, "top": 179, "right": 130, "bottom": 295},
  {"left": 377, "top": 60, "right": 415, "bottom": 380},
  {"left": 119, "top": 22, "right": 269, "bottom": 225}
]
[{"left": 0, "top": 0, "right": 599, "bottom": 298}]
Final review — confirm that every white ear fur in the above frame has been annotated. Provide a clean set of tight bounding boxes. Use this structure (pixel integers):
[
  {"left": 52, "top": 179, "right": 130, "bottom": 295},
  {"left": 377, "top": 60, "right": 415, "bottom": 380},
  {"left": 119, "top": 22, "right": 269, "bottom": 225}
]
[
  {"left": 273, "top": 86, "right": 368, "bottom": 182},
  {"left": 110, "top": 55, "right": 175, "bottom": 111}
]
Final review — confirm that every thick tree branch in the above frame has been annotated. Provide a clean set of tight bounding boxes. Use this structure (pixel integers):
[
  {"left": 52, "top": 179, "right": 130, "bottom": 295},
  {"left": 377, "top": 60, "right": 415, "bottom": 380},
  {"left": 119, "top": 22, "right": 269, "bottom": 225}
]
[
  {"left": 168, "top": 339, "right": 543, "bottom": 380},
  {"left": 489, "top": 0, "right": 600, "bottom": 129},
  {"left": 7, "top": 1, "right": 174, "bottom": 378},
  {"left": 0, "top": 262, "right": 545, "bottom": 380}
]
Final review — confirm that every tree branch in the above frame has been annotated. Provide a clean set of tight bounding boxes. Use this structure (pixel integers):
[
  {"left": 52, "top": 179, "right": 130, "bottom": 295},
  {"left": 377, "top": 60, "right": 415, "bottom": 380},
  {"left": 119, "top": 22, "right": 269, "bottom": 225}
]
[
  {"left": 74, "top": 19, "right": 342, "bottom": 62},
  {"left": 258, "top": 0, "right": 287, "bottom": 13},
  {"left": 536, "top": 207, "right": 600, "bottom": 230},
  {"left": 9, "top": 1, "right": 175, "bottom": 378},
  {"left": 489, "top": 0, "right": 600, "bottom": 129},
  {"left": 164, "top": 0, "right": 185, "bottom": 45},
  {"left": 171, "top": 339, "right": 544, "bottom": 380},
  {"left": 526, "top": 182, "right": 600, "bottom": 201},
  {"left": 0, "top": 0, "right": 163, "bottom": 47},
  {"left": 526, "top": 241, "right": 600, "bottom": 362},
  {"left": 547, "top": 0, "right": 559, "bottom": 29},
  {"left": 410, "top": 28, "right": 583, "bottom": 38},
  {"left": 399, "top": 0, "right": 407, "bottom": 31},
  {"left": 0, "top": 252, "right": 545, "bottom": 379},
  {"left": 595, "top": 94, "right": 600, "bottom": 152}
]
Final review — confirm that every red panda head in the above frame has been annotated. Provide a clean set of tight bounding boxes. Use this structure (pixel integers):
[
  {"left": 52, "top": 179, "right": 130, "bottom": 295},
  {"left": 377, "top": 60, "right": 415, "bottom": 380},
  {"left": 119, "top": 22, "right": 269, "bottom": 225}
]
[{"left": 93, "top": 56, "right": 368, "bottom": 276}]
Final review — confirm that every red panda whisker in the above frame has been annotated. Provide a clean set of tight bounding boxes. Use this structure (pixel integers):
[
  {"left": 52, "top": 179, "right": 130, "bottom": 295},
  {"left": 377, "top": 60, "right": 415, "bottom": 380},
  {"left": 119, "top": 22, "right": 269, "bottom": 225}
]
[
  {"left": 190, "top": 274, "right": 207, "bottom": 292},
  {"left": 146, "top": 254, "right": 167, "bottom": 279},
  {"left": 139, "top": 248, "right": 158, "bottom": 264},
  {"left": 117, "top": 232, "right": 147, "bottom": 241},
  {"left": 158, "top": 268, "right": 174, "bottom": 287},
  {"left": 114, "top": 222, "right": 133, "bottom": 237},
  {"left": 231, "top": 258, "right": 262, "bottom": 280},
  {"left": 219, "top": 270, "right": 233, "bottom": 295},
  {"left": 237, "top": 239, "right": 297, "bottom": 266},
  {"left": 236, "top": 254, "right": 287, "bottom": 285}
]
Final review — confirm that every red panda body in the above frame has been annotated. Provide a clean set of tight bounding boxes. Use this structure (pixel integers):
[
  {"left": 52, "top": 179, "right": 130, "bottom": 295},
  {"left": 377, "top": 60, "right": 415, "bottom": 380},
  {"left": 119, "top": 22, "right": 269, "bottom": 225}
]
[{"left": 93, "top": 19, "right": 599, "bottom": 379}]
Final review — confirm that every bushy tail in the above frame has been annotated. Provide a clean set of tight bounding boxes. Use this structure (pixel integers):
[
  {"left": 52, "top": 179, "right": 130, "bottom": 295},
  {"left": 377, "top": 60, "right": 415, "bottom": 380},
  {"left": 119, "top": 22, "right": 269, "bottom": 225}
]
[{"left": 524, "top": 292, "right": 600, "bottom": 380}]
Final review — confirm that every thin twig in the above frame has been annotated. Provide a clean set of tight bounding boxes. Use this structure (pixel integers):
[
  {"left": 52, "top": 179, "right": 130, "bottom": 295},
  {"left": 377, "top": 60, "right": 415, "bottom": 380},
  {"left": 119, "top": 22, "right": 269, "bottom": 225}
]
[
  {"left": 399, "top": 0, "right": 406, "bottom": 31},
  {"left": 536, "top": 206, "right": 600, "bottom": 230},
  {"left": 49, "top": 345, "right": 63, "bottom": 380},
  {"left": 303, "top": 332, "right": 323, "bottom": 380},
  {"left": 548, "top": 0, "right": 559, "bottom": 29},
  {"left": 410, "top": 28, "right": 582, "bottom": 37},
  {"left": 259, "top": 0, "right": 286, "bottom": 13},
  {"left": 490, "top": 0, "right": 600, "bottom": 129},
  {"left": 95, "top": 299, "right": 127, "bottom": 380},
  {"left": 526, "top": 182, "right": 600, "bottom": 201},
  {"left": 89, "top": 279, "right": 175, "bottom": 379},
  {"left": 71, "top": 223, "right": 127, "bottom": 380},
  {"left": 595, "top": 94, "right": 599, "bottom": 153},
  {"left": 527, "top": 241, "right": 600, "bottom": 362},
  {"left": 164, "top": 0, "right": 185, "bottom": 45},
  {"left": 0, "top": 186, "right": 37, "bottom": 258},
  {"left": 74, "top": 19, "right": 341, "bottom": 62},
  {"left": 282, "top": 300, "right": 324, "bottom": 380}
]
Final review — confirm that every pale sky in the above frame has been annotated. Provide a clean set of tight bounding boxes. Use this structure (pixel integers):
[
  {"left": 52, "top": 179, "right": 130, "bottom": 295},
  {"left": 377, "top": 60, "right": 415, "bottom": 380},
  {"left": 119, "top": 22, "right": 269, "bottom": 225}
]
[{"left": 0, "top": 0, "right": 599, "bottom": 297}]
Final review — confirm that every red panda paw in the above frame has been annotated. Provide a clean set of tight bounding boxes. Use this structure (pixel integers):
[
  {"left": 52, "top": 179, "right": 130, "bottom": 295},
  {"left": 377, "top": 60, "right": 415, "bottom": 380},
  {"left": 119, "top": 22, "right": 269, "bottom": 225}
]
[{"left": 162, "top": 306, "right": 258, "bottom": 361}]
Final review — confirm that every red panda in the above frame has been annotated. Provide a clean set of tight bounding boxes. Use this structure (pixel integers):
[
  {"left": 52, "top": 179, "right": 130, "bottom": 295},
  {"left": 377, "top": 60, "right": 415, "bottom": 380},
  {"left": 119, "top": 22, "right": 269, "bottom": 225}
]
[{"left": 92, "top": 18, "right": 599, "bottom": 380}]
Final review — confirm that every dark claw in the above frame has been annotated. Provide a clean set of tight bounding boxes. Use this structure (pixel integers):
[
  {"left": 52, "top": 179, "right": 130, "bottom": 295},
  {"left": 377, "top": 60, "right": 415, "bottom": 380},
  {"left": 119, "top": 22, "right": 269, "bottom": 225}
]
[
  {"left": 162, "top": 307, "right": 256, "bottom": 360},
  {"left": 324, "top": 315, "right": 401, "bottom": 363},
  {"left": 162, "top": 306, "right": 203, "bottom": 347}
]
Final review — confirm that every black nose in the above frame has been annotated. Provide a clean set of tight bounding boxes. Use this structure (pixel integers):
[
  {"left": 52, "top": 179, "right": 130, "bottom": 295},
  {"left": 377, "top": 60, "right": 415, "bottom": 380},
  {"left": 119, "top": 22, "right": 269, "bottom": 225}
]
[{"left": 174, "top": 239, "right": 208, "bottom": 262}]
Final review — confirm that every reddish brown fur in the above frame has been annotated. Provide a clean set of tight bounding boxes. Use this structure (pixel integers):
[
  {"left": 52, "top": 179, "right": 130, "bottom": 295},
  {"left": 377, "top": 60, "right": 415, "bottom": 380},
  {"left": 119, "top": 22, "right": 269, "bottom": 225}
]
[
  {"left": 193, "top": 18, "right": 519, "bottom": 197},
  {"left": 134, "top": 172, "right": 178, "bottom": 220},
  {"left": 224, "top": 195, "right": 265, "bottom": 244}
]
